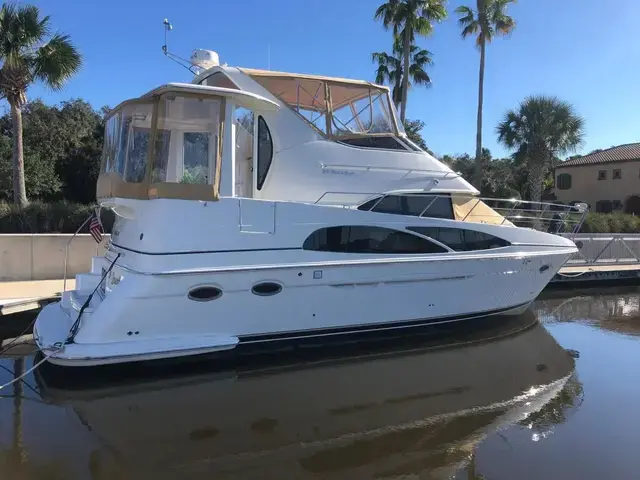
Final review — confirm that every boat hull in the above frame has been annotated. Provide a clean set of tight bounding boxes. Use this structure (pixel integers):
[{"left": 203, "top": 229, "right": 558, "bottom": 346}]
[
  {"left": 35, "top": 299, "right": 533, "bottom": 367},
  {"left": 33, "top": 247, "right": 570, "bottom": 366}
]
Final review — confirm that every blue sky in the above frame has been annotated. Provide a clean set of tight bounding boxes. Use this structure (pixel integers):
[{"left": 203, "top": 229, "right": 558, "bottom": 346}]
[{"left": 19, "top": 0, "right": 640, "bottom": 158}]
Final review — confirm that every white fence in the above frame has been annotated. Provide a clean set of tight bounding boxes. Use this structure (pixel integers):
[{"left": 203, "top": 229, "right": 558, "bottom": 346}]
[{"left": 562, "top": 234, "right": 640, "bottom": 265}]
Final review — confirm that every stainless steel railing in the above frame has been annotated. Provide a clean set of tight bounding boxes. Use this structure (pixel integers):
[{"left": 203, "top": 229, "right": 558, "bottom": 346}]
[
  {"left": 62, "top": 214, "right": 94, "bottom": 293},
  {"left": 316, "top": 191, "right": 589, "bottom": 239}
]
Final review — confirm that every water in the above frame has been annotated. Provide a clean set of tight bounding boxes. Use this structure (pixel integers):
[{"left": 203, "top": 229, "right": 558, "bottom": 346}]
[{"left": 1, "top": 287, "right": 640, "bottom": 479}]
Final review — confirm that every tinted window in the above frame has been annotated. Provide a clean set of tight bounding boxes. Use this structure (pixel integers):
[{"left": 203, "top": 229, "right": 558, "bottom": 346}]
[
  {"left": 303, "top": 226, "right": 447, "bottom": 254},
  {"left": 339, "top": 136, "right": 408, "bottom": 150},
  {"left": 358, "top": 195, "right": 454, "bottom": 220},
  {"left": 557, "top": 173, "right": 572, "bottom": 190},
  {"left": 257, "top": 116, "right": 273, "bottom": 190},
  {"left": 408, "top": 227, "right": 510, "bottom": 251}
]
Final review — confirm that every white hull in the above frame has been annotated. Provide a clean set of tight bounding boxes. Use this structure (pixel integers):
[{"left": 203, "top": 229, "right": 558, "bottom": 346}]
[{"left": 34, "top": 203, "right": 574, "bottom": 367}]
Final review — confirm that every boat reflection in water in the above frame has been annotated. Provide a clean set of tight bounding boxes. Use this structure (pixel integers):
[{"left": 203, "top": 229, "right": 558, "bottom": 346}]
[
  {"left": 536, "top": 286, "right": 640, "bottom": 336},
  {"left": 35, "top": 312, "right": 575, "bottom": 479}
]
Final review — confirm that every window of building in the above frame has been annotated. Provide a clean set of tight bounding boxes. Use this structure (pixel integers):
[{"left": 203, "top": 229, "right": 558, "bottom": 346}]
[
  {"left": 596, "top": 200, "right": 613, "bottom": 213},
  {"left": 256, "top": 116, "right": 273, "bottom": 190},
  {"left": 358, "top": 195, "right": 454, "bottom": 220},
  {"left": 302, "top": 226, "right": 448, "bottom": 254},
  {"left": 598, "top": 170, "right": 607, "bottom": 180},
  {"left": 613, "top": 169, "right": 622, "bottom": 180},
  {"left": 408, "top": 227, "right": 510, "bottom": 251},
  {"left": 556, "top": 173, "right": 572, "bottom": 190}
]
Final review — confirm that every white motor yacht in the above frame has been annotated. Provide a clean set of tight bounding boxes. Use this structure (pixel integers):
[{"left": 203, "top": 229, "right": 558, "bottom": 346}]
[{"left": 33, "top": 49, "right": 585, "bottom": 366}]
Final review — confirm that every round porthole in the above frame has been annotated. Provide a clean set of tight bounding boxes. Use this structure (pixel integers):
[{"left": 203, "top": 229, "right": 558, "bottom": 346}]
[
  {"left": 188, "top": 286, "right": 222, "bottom": 301},
  {"left": 251, "top": 282, "right": 282, "bottom": 296}
]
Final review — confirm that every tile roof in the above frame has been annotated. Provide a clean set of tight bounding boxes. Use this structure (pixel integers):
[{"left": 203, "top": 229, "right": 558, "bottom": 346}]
[{"left": 558, "top": 142, "right": 640, "bottom": 168}]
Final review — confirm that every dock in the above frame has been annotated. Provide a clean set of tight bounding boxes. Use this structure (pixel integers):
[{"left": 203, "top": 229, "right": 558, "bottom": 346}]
[{"left": 551, "top": 264, "right": 640, "bottom": 285}]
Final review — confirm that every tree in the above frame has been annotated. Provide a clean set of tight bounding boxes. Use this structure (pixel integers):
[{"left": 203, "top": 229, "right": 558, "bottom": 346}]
[
  {"left": 497, "top": 95, "right": 585, "bottom": 204},
  {"left": 0, "top": 3, "right": 82, "bottom": 206},
  {"left": 456, "top": 0, "right": 516, "bottom": 190},
  {"left": 0, "top": 99, "right": 105, "bottom": 202},
  {"left": 441, "top": 149, "right": 523, "bottom": 199},
  {"left": 374, "top": 0, "right": 447, "bottom": 123},
  {"left": 372, "top": 37, "right": 433, "bottom": 107},
  {"left": 402, "top": 118, "right": 434, "bottom": 154}
]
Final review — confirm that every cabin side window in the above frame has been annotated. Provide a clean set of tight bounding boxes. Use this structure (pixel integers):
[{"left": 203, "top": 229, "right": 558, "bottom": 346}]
[
  {"left": 303, "top": 226, "right": 448, "bottom": 254},
  {"left": 256, "top": 116, "right": 273, "bottom": 190},
  {"left": 100, "top": 103, "right": 154, "bottom": 183},
  {"left": 358, "top": 195, "right": 455, "bottom": 220},
  {"left": 408, "top": 226, "right": 510, "bottom": 251}
]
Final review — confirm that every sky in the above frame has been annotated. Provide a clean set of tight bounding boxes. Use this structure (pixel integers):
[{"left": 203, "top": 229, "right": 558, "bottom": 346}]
[{"left": 16, "top": 0, "right": 640, "bottom": 158}]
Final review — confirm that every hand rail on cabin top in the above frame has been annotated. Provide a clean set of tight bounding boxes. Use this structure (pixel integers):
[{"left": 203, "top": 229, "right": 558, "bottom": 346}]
[
  {"left": 314, "top": 191, "right": 589, "bottom": 238},
  {"left": 318, "top": 163, "right": 463, "bottom": 180}
]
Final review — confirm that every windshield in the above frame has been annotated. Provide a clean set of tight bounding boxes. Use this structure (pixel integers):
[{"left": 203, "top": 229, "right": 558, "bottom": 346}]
[{"left": 247, "top": 72, "right": 398, "bottom": 138}]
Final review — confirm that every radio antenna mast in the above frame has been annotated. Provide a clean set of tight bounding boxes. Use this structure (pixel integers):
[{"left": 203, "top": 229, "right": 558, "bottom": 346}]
[{"left": 161, "top": 18, "right": 197, "bottom": 73}]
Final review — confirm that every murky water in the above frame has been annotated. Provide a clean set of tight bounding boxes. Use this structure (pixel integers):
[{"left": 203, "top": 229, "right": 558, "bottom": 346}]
[{"left": 1, "top": 287, "right": 640, "bottom": 479}]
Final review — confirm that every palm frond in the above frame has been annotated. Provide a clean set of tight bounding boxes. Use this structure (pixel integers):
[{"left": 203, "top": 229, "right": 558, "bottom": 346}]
[
  {"left": 33, "top": 33, "right": 82, "bottom": 90},
  {"left": 413, "top": 16, "right": 434, "bottom": 37},
  {"left": 455, "top": 5, "right": 475, "bottom": 17},
  {"left": 0, "top": 3, "right": 50, "bottom": 68},
  {"left": 374, "top": 64, "right": 391, "bottom": 85},
  {"left": 409, "top": 67, "right": 431, "bottom": 86},
  {"left": 374, "top": 1, "right": 400, "bottom": 29},
  {"left": 486, "top": 0, "right": 516, "bottom": 40},
  {"left": 16, "top": 4, "right": 50, "bottom": 44},
  {"left": 420, "top": 0, "right": 448, "bottom": 23},
  {"left": 411, "top": 48, "right": 433, "bottom": 67},
  {"left": 462, "top": 21, "right": 480, "bottom": 39},
  {"left": 497, "top": 95, "right": 585, "bottom": 157}
]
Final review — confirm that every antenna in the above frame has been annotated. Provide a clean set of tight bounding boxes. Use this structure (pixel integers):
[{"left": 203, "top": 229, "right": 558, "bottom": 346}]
[
  {"left": 161, "top": 18, "right": 197, "bottom": 74},
  {"left": 162, "top": 18, "right": 172, "bottom": 54}
]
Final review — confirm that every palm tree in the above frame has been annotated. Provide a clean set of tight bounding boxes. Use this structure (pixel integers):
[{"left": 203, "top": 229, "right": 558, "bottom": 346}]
[
  {"left": 497, "top": 95, "right": 585, "bottom": 204},
  {"left": 374, "top": 0, "right": 447, "bottom": 123},
  {"left": 0, "top": 3, "right": 82, "bottom": 206},
  {"left": 372, "top": 38, "right": 433, "bottom": 107},
  {"left": 456, "top": 0, "right": 516, "bottom": 189}
]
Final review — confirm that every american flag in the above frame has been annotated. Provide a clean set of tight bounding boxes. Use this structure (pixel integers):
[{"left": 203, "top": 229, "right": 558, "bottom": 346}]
[{"left": 89, "top": 212, "right": 104, "bottom": 243}]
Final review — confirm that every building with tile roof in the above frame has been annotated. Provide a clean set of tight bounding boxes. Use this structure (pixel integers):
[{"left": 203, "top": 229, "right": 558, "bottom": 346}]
[{"left": 552, "top": 142, "right": 640, "bottom": 214}]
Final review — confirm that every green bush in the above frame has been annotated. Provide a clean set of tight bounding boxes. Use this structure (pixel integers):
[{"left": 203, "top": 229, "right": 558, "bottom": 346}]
[
  {"left": 0, "top": 201, "right": 114, "bottom": 233},
  {"left": 1, "top": 202, "right": 638, "bottom": 235},
  {"left": 579, "top": 212, "right": 640, "bottom": 234}
]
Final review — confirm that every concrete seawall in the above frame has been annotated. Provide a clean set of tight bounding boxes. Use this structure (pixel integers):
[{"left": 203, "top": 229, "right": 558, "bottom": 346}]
[{"left": 0, "top": 234, "right": 109, "bottom": 282}]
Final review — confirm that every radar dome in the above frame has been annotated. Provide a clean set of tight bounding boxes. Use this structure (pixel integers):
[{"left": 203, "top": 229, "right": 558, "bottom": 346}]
[{"left": 190, "top": 49, "right": 220, "bottom": 72}]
